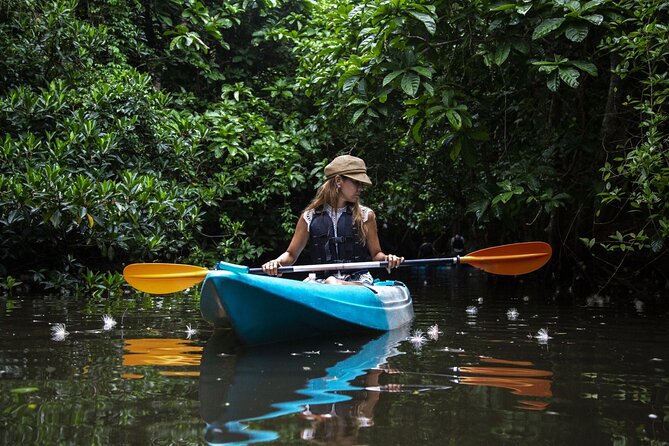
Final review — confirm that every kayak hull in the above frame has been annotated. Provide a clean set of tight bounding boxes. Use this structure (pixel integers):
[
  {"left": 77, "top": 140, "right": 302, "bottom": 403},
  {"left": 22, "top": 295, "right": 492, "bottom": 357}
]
[{"left": 200, "top": 271, "right": 413, "bottom": 345}]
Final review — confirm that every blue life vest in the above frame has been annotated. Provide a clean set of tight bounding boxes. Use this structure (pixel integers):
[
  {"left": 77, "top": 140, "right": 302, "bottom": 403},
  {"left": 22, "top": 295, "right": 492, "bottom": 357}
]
[{"left": 308, "top": 207, "right": 371, "bottom": 267}]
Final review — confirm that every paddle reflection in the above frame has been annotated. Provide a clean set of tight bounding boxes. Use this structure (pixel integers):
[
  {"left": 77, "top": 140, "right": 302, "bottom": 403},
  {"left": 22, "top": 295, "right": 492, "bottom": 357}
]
[
  {"left": 199, "top": 326, "right": 409, "bottom": 445},
  {"left": 121, "top": 338, "right": 203, "bottom": 378},
  {"left": 457, "top": 357, "right": 553, "bottom": 411}
]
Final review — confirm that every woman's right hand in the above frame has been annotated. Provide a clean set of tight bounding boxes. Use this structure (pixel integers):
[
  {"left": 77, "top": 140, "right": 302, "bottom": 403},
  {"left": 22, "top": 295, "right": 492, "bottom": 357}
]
[{"left": 262, "top": 259, "right": 282, "bottom": 276}]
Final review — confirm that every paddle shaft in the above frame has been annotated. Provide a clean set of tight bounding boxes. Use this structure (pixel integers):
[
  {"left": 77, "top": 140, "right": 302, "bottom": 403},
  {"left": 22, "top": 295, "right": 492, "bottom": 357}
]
[
  {"left": 247, "top": 258, "right": 454, "bottom": 274},
  {"left": 246, "top": 253, "right": 547, "bottom": 274}
]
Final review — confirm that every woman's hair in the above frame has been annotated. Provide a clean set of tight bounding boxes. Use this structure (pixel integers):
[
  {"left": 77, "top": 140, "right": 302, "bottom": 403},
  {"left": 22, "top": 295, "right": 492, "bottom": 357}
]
[{"left": 304, "top": 177, "right": 368, "bottom": 244}]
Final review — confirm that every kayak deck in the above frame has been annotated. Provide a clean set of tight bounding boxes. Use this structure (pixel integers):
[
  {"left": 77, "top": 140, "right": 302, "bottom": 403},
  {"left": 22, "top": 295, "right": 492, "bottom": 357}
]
[{"left": 200, "top": 270, "right": 413, "bottom": 345}]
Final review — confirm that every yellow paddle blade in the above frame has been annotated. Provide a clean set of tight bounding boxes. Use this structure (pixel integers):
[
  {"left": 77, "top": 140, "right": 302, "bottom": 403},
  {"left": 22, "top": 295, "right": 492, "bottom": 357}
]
[
  {"left": 123, "top": 263, "right": 210, "bottom": 294},
  {"left": 461, "top": 242, "right": 552, "bottom": 275}
]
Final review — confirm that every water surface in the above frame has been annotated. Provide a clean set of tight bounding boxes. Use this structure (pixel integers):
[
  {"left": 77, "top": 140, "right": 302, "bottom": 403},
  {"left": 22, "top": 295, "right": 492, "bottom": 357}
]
[{"left": 1, "top": 266, "right": 667, "bottom": 444}]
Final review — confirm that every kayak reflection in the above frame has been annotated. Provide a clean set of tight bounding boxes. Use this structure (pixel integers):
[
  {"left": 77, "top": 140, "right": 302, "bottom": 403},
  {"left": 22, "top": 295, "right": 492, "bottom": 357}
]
[{"left": 199, "top": 325, "right": 410, "bottom": 445}]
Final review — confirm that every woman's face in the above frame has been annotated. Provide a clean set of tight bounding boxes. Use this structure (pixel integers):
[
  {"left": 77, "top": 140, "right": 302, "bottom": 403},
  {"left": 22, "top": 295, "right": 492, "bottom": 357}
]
[{"left": 338, "top": 176, "right": 365, "bottom": 203}]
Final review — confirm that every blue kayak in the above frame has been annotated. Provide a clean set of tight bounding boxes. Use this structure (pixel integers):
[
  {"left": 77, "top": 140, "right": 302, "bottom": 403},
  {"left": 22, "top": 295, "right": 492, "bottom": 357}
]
[{"left": 200, "top": 270, "right": 413, "bottom": 345}]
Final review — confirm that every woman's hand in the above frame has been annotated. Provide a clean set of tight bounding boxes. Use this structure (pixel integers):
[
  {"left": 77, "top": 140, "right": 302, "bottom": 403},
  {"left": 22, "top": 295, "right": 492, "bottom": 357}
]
[
  {"left": 385, "top": 254, "right": 404, "bottom": 272},
  {"left": 262, "top": 259, "right": 283, "bottom": 276}
]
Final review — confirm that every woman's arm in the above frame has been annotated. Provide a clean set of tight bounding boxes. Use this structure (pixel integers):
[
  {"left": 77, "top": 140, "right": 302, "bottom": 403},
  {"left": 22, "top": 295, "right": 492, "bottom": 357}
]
[
  {"left": 262, "top": 215, "right": 309, "bottom": 275},
  {"left": 364, "top": 210, "right": 404, "bottom": 269}
]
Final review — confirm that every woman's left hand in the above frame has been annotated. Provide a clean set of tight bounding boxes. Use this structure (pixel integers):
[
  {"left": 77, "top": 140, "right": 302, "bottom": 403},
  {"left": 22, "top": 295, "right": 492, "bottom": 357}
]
[{"left": 385, "top": 254, "right": 404, "bottom": 272}]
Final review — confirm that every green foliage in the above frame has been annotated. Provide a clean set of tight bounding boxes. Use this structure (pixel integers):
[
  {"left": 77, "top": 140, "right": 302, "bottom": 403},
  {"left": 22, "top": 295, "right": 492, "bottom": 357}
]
[
  {"left": 293, "top": 0, "right": 665, "bottom": 286},
  {"left": 488, "top": 0, "right": 608, "bottom": 90},
  {"left": 0, "top": 0, "right": 124, "bottom": 91},
  {"left": 0, "top": 70, "right": 204, "bottom": 276},
  {"left": 0, "top": 275, "right": 23, "bottom": 297},
  {"left": 532, "top": 56, "right": 598, "bottom": 91},
  {"left": 0, "top": 63, "right": 313, "bottom": 290},
  {"left": 293, "top": 0, "right": 594, "bottom": 242},
  {"left": 596, "top": 0, "right": 669, "bottom": 252},
  {"left": 79, "top": 269, "right": 126, "bottom": 298},
  {"left": 0, "top": 0, "right": 318, "bottom": 293}
]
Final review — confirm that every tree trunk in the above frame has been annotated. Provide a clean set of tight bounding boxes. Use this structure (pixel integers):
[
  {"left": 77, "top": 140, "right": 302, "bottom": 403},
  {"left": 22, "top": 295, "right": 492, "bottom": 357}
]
[{"left": 601, "top": 53, "right": 623, "bottom": 147}]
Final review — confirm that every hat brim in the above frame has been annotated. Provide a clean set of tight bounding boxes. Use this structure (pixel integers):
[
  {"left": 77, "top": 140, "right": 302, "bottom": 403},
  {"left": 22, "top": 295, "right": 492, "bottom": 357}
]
[{"left": 342, "top": 172, "right": 372, "bottom": 185}]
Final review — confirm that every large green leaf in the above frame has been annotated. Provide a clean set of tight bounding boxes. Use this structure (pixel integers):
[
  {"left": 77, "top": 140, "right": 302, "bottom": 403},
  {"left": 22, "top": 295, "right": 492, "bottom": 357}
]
[
  {"left": 493, "top": 43, "right": 511, "bottom": 66},
  {"left": 547, "top": 72, "right": 560, "bottom": 91},
  {"left": 582, "top": 13, "right": 604, "bottom": 25},
  {"left": 571, "top": 60, "right": 598, "bottom": 76},
  {"left": 10, "top": 387, "right": 39, "bottom": 394},
  {"left": 423, "top": 81, "right": 434, "bottom": 95},
  {"left": 338, "top": 67, "right": 362, "bottom": 90},
  {"left": 351, "top": 107, "right": 366, "bottom": 123},
  {"left": 342, "top": 75, "right": 360, "bottom": 93},
  {"left": 411, "top": 118, "right": 424, "bottom": 143},
  {"left": 449, "top": 138, "right": 462, "bottom": 161},
  {"left": 401, "top": 71, "right": 420, "bottom": 96},
  {"left": 582, "top": 0, "right": 605, "bottom": 11},
  {"left": 565, "top": 23, "right": 589, "bottom": 42},
  {"left": 408, "top": 11, "right": 436, "bottom": 35},
  {"left": 467, "top": 199, "right": 490, "bottom": 221},
  {"left": 532, "top": 18, "right": 565, "bottom": 40},
  {"left": 536, "top": 64, "right": 558, "bottom": 74},
  {"left": 409, "top": 66, "right": 434, "bottom": 78},
  {"left": 446, "top": 109, "right": 462, "bottom": 130},
  {"left": 564, "top": 0, "right": 582, "bottom": 12},
  {"left": 489, "top": 3, "right": 515, "bottom": 11},
  {"left": 516, "top": 4, "right": 532, "bottom": 15},
  {"left": 559, "top": 67, "right": 580, "bottom": 88},
  {"left": 382, "top": 70, "right": 404, "bottom": 86}
]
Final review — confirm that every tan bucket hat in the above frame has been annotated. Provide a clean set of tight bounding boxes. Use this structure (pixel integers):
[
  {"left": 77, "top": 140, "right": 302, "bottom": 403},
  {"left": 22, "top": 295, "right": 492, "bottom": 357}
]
[{"left": 324, "top": 155, "right": 372, "bottom": 185}]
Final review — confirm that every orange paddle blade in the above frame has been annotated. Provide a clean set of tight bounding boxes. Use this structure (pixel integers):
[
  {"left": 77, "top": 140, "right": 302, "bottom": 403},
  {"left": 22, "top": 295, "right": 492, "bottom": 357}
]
[
  {"left": 461, "top": 242, "right": 552, "bottom": 275},
  {"left": 123, "top": 263, "right": 210, "bottom": 294}
]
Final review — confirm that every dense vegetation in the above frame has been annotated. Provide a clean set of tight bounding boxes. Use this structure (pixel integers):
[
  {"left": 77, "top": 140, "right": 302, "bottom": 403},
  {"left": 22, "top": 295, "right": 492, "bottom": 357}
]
[{"left": 0, "top": 0, "right": 666, "bottom": 298}]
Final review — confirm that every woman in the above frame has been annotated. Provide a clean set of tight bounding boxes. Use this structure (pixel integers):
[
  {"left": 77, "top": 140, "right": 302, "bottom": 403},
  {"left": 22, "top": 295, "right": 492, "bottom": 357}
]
[{"left": 262, "top": 155, "right": 404, "bottom": 285}]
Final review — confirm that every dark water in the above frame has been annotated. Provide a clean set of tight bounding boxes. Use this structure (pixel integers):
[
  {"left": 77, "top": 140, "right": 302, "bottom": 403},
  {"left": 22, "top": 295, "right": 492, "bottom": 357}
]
[{"left": 1, "top": 266, "right": 667, "bottom": 445}]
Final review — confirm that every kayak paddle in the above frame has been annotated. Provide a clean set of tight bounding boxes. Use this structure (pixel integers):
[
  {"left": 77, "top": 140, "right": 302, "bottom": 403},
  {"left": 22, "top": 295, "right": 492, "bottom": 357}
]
[{"left": 123, "top": 241, "right": 552, "bottom": 294}]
